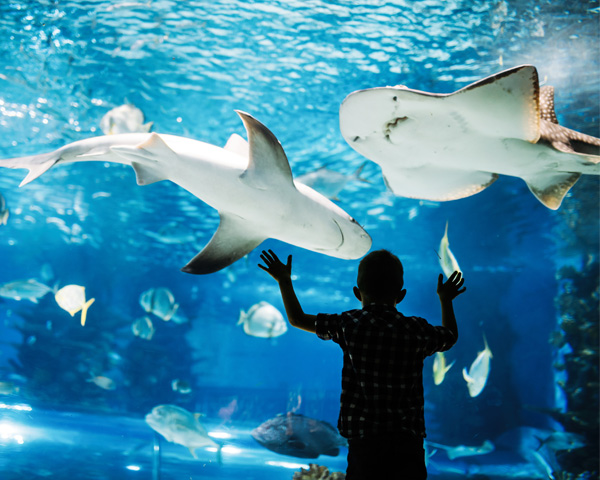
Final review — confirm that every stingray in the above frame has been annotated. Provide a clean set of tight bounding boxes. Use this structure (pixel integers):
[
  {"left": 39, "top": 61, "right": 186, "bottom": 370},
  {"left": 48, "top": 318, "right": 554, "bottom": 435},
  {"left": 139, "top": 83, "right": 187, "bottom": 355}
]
[{"left": 340, "top": 65, "right": 600, "bottom": 209}]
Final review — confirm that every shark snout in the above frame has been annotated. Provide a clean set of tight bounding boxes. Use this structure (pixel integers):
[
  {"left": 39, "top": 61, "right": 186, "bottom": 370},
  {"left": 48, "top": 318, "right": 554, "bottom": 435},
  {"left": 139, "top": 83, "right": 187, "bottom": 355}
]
[{"left": 327, "top": 217, "right": 372, "bottom": 259}]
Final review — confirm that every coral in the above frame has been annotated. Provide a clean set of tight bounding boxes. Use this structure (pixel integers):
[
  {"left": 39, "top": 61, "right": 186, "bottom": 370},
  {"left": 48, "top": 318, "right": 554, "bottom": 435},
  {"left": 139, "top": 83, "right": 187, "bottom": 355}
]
[{"left": 292, "top": 464, "right": 346, "bottom": 480}]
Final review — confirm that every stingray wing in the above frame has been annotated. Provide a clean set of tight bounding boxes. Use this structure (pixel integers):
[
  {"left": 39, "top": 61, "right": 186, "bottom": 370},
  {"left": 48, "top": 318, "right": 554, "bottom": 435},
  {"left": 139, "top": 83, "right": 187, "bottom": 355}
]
[{"left": 339, "top": 65, "right": 540, "bottom": 201}]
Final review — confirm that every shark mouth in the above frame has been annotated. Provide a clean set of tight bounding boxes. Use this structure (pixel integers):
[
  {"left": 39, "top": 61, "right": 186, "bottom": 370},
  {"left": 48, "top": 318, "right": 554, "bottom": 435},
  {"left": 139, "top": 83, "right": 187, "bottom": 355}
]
[{"left": 314, "top": 218, "right": 345, "bottom": 253}]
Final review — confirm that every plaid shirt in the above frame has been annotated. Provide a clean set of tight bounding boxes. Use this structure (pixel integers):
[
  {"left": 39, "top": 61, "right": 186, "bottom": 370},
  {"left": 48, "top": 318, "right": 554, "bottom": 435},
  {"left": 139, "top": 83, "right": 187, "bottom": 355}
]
[{"left": 316, "top": 304, "right": 456, "bottom": 440}]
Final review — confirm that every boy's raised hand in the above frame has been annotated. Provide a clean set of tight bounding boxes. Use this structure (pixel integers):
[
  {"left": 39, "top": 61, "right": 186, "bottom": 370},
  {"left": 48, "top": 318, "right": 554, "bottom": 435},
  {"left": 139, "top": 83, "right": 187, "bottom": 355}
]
[
  {"left": 437, "top": 271, "right": 466, "bottom": 302},
  {"left": 258, "top": 249, "right": 292, "bottom": 283}
]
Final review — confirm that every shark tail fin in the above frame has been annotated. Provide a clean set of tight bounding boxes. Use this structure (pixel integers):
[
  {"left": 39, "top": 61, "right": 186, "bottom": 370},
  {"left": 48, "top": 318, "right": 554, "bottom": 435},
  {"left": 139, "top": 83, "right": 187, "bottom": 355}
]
[
  {"left": 0, "top": 151, "right": 61, "bottom": 187},
  {"left": 80, "top": 298, "right": 95, "bottom": 326},
  {"left": 522, "top": 171, "right": 581, "bottom": 210}
]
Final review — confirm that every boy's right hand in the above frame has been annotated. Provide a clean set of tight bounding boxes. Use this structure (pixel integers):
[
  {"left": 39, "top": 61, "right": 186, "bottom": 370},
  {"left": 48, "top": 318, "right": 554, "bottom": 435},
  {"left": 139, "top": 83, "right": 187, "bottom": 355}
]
[
  {"left": 437, "top": 271, "right": 466, "bottom": 302},
  {"left": 258, "top": 250, "right": 292, "bottom": 283}
]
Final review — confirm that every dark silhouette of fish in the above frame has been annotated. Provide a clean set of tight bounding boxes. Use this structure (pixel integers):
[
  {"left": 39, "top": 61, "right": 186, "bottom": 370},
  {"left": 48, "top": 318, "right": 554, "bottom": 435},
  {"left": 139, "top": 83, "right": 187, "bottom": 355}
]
[{"left": 251, "top": 412, "right": 347, "bottom": 459}]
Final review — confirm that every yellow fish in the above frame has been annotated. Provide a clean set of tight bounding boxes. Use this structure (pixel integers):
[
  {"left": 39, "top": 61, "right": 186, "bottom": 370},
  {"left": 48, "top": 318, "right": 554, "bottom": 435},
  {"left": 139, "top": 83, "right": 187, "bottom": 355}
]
[
  {"left": 433, "top": 351, "right": 455, "bottom": 385},
  {"left": 55, "top": 285, "right": 95, "bottom": 326},
  {"left": 439, "top": 221, "right": 461, "bottom": 279}
]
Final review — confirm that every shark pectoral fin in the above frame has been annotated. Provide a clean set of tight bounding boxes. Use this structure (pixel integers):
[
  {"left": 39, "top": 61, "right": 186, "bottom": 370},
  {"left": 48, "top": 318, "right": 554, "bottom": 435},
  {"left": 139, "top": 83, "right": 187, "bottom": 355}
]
[
  {"left": 224, "top": 133, "right": 249, "bottom": 157},
  {"left": 181, "top": 213, "right": 266, "bottom": 275},
  {"left": 453, "top": 65, "right": 541, "bottom": 142},
  {"left": 110, "top": 133, "right": 176, "bottom": 185},
  {"left": 462, "top": 368, "right": 474, "bottom": 384},
  {"left": 188, "top": 447, "right": 198, "bottom": 459},
  {"left": 382, "top": 165, "right": 498, "bottom": 201},
  {"left": 522, "top": 171, "right": 581, "bottom": 210},
  {"left": 234, "top": 111, "right": 295, "bottom": 190},
  {"left": 130, "top": 161, "right": 167, "bottom": 186}
]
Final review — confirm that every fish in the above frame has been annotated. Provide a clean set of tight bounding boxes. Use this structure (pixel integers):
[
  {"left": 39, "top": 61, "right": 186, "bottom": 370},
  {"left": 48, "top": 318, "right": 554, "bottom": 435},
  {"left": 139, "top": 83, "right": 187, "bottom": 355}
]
[
  {"left": 0, "top": 111, "right": 372, "bottom": 274},
  {"left": 462, "top": 334, "right": 493, "bottom": 397},
  {"left": 87, "top": 375, "right": 116, "bottom": 390},
  {"left": 0, "top": 381, "right": 20, "bottom": 395},
  {"left": 171, "top": 379, "right": 192, "bottom": 395},
  {"left": 54, "top": 285, "right": 95, "bottom": 326},
  {"left": 536, "top": 430, "right": 586, "bottom": 452},
  {"left": 144, "top": 221, "right": 197, "bottom": 245},
  {"left": 339, "top": 65, "right": 600, "bottom": 210},
  {"left": 439, "top": 222, "right": 461, "bottom": 279},
  {"left": 145, "top": 404, "right": 218, "bottom": 458},
  {"left": 238, "top": 301, "right": 288, "bottom": 338},
  {"left": 218, "top": 398, "right": 238, "bottom": 423},
  {"left": 0, "top": 192, "right": 8, "bottom": 225},
  {"left": 425, "top": 439, "right": 494, "bottom": 460},
  {"left": 99, "top": 103, "right": 153, "bottom": 135},
  {"left": 432, "top": 351, "right": 455, "bottom": 385},
  {"left": 295, "top": 162, "right": 369, "bottom": 200},
  {"left": 131, "top": 316, "right": 155, "bottom": 340},
  {"left": 495, "top": 427, "right": 585, "bottom": 478},
  {"left": 252, "top": 412, "right": 347, "bottom": 459},
  {"left": 139, "top": 287, "right": 179, "bottom": 321},
  {"left": 0, "top": 279, "right": 53, "bottom": 303}
]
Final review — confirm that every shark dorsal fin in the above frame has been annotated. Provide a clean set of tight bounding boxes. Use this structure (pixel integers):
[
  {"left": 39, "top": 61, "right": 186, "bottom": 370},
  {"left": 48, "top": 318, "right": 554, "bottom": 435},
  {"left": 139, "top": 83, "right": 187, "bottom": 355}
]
[
  {"left": 224, "top": 133, "right": 250, "bottom": 157},
  {"left": 235, "top": 110, "right": 294, "bottom": 190}
]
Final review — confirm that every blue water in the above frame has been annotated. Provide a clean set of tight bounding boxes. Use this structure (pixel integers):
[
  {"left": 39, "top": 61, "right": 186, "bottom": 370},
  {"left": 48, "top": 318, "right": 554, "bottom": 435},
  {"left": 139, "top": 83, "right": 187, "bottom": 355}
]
[{"left": 0, "top": 0, "right": 598, "bottom": 478}]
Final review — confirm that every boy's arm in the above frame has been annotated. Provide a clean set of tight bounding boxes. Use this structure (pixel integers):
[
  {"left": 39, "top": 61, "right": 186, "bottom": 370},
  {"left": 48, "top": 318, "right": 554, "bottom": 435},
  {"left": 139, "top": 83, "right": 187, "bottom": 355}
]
[
  {"left": 436, "top": 271, "right": 466, "bottom": 341},
  {"left": 258, "top": 250, "right": 317, "bottom": 333}
]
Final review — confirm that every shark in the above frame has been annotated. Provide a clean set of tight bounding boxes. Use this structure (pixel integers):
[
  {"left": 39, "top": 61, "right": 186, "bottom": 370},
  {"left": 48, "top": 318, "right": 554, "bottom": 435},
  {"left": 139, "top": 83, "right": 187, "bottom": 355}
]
[
  {"left": 0, "top": 111, "right": 372, "bottom": 274},
  {"left": 339, "top": 64, "right": 600, "bottom": 209}
]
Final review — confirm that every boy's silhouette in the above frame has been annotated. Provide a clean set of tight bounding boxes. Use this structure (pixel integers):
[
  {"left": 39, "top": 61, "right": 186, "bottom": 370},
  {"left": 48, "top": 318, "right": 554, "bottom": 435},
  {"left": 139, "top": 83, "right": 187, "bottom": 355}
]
[{"left": 258, "top": 248, "right": 466, "bottom": 479}]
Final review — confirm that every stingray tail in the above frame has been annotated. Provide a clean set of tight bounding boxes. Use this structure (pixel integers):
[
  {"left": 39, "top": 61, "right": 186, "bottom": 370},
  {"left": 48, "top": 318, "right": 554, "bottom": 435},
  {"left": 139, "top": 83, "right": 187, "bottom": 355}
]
[{"left": 0, "top": 151, "right": 61, "bottom": 187}]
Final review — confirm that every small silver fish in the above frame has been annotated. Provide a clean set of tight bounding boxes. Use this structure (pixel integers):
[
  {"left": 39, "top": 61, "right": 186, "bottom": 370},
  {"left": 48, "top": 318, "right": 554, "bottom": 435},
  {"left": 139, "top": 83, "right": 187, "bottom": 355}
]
[
  {"left": 0, "top": 192, "right": 8, "bottom": 225},
  {"left": 238, "top": 301, "right": 287, "bottom": 338},
  {"left": 132, "top": 316, "right": 155, "bottom": 340},
  {"left": 433, "top": 351, "right": 455, "bottom": 386},
  {"left": 463, "top": 335, "right": 493, "bottom": 397},
  {"left": 439, "top": 221, "right": 461, "bottom": 279},
  {"left": 87, "top": 375, "right": 116, "bottom": 390},
  {"left": 0, "top": 279, "right": 52, "bottom": 303},
  {"left": 296, "top": 162, "right": 369, "bottom": 200},
  {"left": 171, "top": 379, "right": 192, "bottom": 394},
  {"left": 139, "top": 287, "right": 179, "bottom": 321},
  {"left": 100, "top": 104, "right": 152, "bottom": 135},
  {"left": 145, "top": 405, "right": 218, "bottom": 458}
]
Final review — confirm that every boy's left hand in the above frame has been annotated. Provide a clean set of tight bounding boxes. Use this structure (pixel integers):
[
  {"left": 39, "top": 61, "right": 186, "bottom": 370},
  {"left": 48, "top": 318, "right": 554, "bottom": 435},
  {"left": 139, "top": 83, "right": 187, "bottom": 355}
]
[{"left": 258, "top": 250, "right": 292, "bottom": 283}]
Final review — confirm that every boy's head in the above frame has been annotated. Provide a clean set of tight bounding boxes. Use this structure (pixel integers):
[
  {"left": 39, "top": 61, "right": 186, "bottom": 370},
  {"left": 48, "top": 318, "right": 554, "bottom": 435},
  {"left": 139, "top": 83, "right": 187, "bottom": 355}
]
[{"left": 354, "top": 249, "right": 406, "bottom": 306}]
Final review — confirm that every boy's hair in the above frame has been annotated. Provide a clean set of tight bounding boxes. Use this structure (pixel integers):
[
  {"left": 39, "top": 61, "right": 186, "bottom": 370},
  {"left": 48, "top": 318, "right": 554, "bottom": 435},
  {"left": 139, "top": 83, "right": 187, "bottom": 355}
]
[{"left": 357, "top": 249, "right": 404, "bottom": 301}]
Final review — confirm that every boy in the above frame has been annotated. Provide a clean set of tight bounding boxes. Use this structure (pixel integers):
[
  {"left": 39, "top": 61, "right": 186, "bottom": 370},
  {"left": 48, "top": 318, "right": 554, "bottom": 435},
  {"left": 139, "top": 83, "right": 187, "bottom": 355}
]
[{"left": 258, "top": 249, "right": 466, "bottom": 479}]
